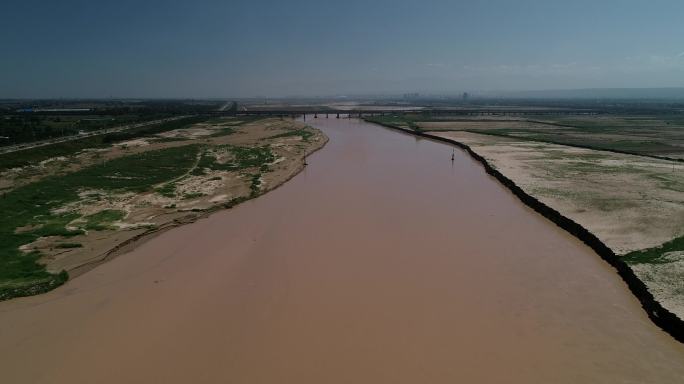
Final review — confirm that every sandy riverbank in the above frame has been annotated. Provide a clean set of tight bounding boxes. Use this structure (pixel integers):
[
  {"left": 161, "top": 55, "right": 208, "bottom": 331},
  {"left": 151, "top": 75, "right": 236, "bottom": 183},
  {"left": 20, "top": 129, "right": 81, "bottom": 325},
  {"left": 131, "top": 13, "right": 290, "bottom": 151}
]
[{"left": 1, "top": 117, "right": 327, "bottom": 297}]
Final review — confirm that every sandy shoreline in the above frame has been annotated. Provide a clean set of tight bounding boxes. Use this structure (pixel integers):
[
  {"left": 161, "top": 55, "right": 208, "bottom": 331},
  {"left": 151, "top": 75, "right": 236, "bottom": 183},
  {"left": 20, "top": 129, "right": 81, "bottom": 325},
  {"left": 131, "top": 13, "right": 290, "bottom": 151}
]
[
  {"left": 68, "top": 132, "right": 329, "bottom": 280},
  {"left": 1, "top": 117, "right": 328, "bottom": 300}
]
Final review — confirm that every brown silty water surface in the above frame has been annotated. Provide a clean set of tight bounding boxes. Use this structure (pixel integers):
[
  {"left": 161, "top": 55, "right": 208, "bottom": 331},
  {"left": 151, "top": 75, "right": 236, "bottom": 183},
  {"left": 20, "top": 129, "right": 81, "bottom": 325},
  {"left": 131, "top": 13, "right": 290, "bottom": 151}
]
[{"left": 1, "top": 117, "right": 684, "bottom": 383}]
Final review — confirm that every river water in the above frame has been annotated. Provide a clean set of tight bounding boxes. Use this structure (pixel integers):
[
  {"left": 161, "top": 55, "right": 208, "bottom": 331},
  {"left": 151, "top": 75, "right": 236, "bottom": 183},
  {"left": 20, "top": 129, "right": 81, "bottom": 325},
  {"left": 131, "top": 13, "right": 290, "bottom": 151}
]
[{"left": 1, "top": 117, "right": 683, "bottom": 383}]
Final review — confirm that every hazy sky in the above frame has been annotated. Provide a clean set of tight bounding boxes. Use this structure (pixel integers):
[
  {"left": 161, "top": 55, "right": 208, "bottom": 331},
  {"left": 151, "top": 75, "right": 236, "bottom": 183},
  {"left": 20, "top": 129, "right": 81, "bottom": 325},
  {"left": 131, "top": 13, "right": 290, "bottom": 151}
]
[{"left": 2, "top": 0, "right": 684, "bottom": 98}]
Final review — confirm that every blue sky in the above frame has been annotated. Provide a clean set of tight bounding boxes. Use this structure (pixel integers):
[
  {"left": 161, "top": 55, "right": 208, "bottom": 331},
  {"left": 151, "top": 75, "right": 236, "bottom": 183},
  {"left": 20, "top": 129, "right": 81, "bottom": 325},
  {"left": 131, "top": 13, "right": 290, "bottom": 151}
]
[{"left": 2, "top": 0, "right": 684, "bottom": 98}]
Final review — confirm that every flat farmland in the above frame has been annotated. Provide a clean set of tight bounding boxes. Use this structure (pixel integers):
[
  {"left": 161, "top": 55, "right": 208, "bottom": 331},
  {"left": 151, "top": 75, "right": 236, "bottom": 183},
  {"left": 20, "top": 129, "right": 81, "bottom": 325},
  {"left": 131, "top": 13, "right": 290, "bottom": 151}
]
[{"left": 369, "top": 114, "right": 684, "bottom": 159}]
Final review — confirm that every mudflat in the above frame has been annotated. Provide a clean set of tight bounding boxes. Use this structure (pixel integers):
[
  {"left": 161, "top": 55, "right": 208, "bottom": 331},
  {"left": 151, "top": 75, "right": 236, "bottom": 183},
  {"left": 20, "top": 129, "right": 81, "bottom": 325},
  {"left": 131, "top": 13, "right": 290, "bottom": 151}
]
[{"left": 1, "top": 118, "right": 683, "bottom": 383}]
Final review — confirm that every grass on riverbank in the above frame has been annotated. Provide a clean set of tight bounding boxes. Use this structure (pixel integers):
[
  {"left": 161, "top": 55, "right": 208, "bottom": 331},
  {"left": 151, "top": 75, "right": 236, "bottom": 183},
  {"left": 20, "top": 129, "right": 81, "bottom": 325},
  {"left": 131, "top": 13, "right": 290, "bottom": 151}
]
[
  {"left": 268, "top": 128, "right": 315, "bottom": 142},
  {"left": 0, "top": 114, "right": 168, "bottom": 148},
  {"left": 195, "top": 145, "right": 275, "bottom": 197},
  {"left": 0, "top": 145, "right": 201, "bottom": 300},
  {"left": 0, "top": 117, "right": 319, "bottom": 301},
  {"left": 194, "top": 145, "right": 275, "bottom": 174},
  {"left": 624, "top": 236, "right": 684, "bottom": 265},
  {"left": 83, "top": 210, "right": 126, "bottom": 231},
  {"left": 365, "top": 114, "right": 684, "bottom": 160},
  {"left": 0, "top": 116, "right": 210, "bottom": 171}
]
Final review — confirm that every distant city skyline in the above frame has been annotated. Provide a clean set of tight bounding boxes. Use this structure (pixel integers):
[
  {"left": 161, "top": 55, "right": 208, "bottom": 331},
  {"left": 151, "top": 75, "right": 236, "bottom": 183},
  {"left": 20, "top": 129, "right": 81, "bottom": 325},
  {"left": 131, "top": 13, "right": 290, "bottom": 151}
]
[{"left": 2, "top": 0, "right": 684, "bottom": 98}]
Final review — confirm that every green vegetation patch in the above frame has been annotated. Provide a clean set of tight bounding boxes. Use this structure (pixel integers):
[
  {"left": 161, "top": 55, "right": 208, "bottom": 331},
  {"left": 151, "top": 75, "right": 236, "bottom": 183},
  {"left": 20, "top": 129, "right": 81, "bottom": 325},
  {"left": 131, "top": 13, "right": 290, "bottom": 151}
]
[
  {"left": 209, "top": 127, "right": 236, "bottom": 137},
  {"left": 71, "top": 145, "right": 200, "bottom": 192},
  {"left": 194, "top": 145, "right": 275, "bottom": 175},
  {"left": 154, "top": 136, "right": 191, "bottom": 143},
  {"left": 248, "top": 173, "right": 262, "bottom": 196},
  {"left": 0, "top": 114, "right": 162, "bottom": 147},
  {"left": 0, "top": 116, "right": 209, "bottom": 171},
  {"left": 232, "top": 146, "right": 275, "bottom": 170},
  {"left": 55, "top": 242, "right": 82, "bottom": 249},
  {"left": 182, "top": 192, "right": 205, "bottom": 200},
  {"left": 648, "top": 172, "right": 684, "bottom": 192},
  {"left": 83, "top": 209, "right": 126, "bottom": 231},
  {"left": 365, "top": 115, "right": 420, "bottom": 131},
  {"left": 268, "top": 128, "right": 314, "bottom": 142},
  {"left": 156, "top": 182, "right": 177, "bottom": 197},
  {"left": 365, "top": 113, "right": 684, "bottom": 160},
  {"left": 192, "top": 145, "right": 275, "bottom": 197},
  {"left": 0, "top": 144, "right": 200, "bottom": 299},
  {"left": 624, "top": 236, "right": 684, "bottom": 265},
  {"left": 460, "top": 116, "right": 684, "bottom": 160},
  {"left": 31, "top": 212, "right": 84, "bottom": 238}
]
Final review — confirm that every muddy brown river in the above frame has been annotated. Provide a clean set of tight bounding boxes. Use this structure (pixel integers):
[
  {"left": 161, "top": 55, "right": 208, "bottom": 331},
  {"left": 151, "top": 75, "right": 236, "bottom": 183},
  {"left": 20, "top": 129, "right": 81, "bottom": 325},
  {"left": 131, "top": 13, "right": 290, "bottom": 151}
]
[{"left": 1, "top": 117, "right": 684, "bottom": 383}]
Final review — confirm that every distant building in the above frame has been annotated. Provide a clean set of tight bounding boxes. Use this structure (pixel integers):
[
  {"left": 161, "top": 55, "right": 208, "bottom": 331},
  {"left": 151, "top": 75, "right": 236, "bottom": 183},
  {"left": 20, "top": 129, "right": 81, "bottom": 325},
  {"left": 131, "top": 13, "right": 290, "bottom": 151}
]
[
  {"left": 403, "top": 92, "right": 420, "bottom": 99},
  {"left": 462, "top": 92, "right": 469, "bottom": 101}
]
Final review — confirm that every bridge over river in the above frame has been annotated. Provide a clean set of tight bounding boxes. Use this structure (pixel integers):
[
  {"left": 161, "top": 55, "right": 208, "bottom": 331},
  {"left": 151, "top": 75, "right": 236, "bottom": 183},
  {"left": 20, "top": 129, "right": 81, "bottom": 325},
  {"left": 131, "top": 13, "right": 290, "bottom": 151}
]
[{"left": 210, "top": 107, "right": 602, "bottom": 119}]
